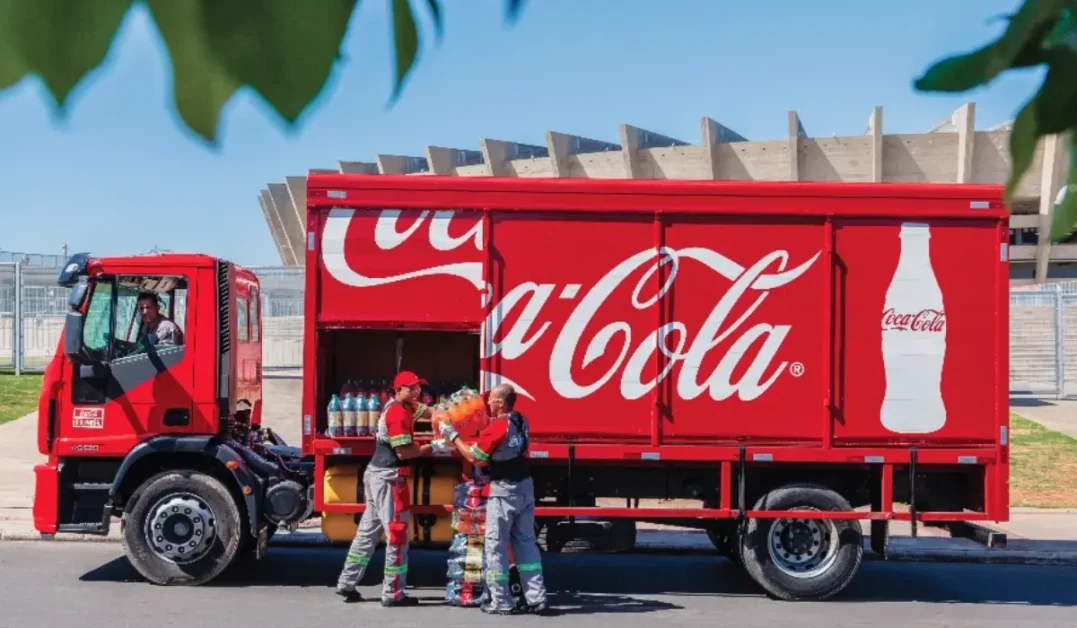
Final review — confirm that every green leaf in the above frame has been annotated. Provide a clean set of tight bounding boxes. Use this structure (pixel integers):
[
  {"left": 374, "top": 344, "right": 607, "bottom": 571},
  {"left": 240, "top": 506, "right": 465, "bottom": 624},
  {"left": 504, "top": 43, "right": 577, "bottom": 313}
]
[
  {"left": 424, "top": 0, "right": 443, "bottom": 43},
  {"left": 145, "top": 0, "right": 242, "bottom": 144},
  {"left": 390, "top": 0, "right": 420, "bottom": 104},
  {"left": 505, "top": 0, "right": 527, "bottom": 23},
  {"left": 1043, "top": 6, "right": 1077, "bottom": 47},
  {"left": 197, "top": 0, "right": 357, "bottom": 125},
  {"left": 0, "top": 0, "right": 132, "bottom": 108},
  {"left": 1006, "top": 97, "right": 1041, "bottom": 204},
  {"left": 1049, "top": 131, "right": 1077, "bottom": 241},
  {"left": 914, "top": 0, "right": 1066, "bottom": 92},
  {"left": 1031, "top": 47, "right": 1077, "bottom": 135},
  {"left": 146, "top": 0, "right": 358, "bottom": 143}
]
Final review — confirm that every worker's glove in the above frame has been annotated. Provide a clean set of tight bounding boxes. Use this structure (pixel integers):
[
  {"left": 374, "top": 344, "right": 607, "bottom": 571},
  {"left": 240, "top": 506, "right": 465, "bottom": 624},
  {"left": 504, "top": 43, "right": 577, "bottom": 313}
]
[
  {"left": 439, "top": 421, "right": 460, "bottom": 443},
  {"left": 431, "top": 439, "right": 454, "bottom": 456}
]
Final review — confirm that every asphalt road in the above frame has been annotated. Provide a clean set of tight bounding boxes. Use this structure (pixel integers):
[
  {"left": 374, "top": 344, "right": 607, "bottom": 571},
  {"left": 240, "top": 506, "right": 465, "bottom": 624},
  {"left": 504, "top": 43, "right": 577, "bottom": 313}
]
[{"left": 2, "top": 542, "right": 1076, "bottom": 628}]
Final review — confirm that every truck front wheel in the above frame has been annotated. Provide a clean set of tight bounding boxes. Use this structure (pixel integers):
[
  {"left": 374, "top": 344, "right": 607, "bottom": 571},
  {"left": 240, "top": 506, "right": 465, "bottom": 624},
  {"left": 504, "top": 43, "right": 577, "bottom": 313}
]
[
  {"left": 121, "top": 470, "right": 243, "bottom": 586},
  {"left": 739, "top": 484, "right": 863, "bottom": 601}
]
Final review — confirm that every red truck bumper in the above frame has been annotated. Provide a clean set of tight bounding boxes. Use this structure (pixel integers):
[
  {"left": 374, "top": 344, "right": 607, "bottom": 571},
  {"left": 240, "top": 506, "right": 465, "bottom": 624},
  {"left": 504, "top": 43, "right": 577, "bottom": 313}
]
[{"left": 32, "top": 463, "right": 59, "bottom": 535}]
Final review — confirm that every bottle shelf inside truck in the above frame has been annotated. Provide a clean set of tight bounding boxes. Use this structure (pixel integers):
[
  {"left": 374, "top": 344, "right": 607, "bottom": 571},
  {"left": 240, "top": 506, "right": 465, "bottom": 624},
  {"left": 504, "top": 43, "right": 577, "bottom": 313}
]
[{"left": 315, "top": 328, "right": 481, "bottom": 438}]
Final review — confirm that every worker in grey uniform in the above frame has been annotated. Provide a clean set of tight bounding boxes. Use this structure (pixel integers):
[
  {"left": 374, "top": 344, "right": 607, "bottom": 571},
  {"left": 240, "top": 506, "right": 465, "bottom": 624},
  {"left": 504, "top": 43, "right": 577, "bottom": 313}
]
[
  {"left": 440, "top": 383, "right": 551, "bottom": 615},
  {"left": 336, "top": 370, "right": 446, "bottom": 606}
]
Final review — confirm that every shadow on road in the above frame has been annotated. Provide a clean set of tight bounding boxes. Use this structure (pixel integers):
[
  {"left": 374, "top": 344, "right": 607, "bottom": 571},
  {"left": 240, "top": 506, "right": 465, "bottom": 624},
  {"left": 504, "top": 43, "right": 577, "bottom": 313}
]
[
  {"left": 1009, "top": 396, "right": 1056, "bottom": 408},
  {"left": 79, "top": 546, "right": 1077, "bottom": 608}
]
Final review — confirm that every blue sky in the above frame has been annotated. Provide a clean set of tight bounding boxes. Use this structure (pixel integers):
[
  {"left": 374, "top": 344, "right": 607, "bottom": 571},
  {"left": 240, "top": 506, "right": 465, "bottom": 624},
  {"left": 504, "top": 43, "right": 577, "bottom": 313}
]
[{"left": 0, "top": 0, "right": 1044, "bottom": 267}]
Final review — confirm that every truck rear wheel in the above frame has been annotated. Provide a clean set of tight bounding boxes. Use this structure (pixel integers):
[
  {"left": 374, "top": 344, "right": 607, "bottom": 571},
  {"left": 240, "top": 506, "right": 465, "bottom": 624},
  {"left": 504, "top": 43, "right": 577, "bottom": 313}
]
[
  {"left": 739, "top": 484, "right": 863, "bottom": 601},
  {"left": 121, "top": 470, "right": 243, "bottom": 586}
]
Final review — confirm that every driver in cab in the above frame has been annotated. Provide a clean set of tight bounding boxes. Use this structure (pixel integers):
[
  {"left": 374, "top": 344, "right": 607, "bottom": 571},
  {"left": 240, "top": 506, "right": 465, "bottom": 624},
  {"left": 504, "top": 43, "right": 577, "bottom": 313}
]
[
  {"left": 115, "top": 292, "right": 184, "bottom": 357},
  {"left": 135, "top": 292, "right": 183, "bottom": 348}
]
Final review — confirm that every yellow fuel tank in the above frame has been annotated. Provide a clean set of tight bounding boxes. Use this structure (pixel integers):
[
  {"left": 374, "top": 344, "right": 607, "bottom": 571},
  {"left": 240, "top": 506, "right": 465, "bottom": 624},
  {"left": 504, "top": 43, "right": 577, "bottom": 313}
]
[{"left": 321, "top": 461, "right": 460, "bottom": 546}]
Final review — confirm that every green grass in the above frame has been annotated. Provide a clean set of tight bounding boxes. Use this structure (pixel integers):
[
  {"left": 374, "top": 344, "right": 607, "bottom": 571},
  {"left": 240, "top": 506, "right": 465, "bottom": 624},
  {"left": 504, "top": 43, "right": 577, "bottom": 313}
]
[
  {"left": 1009, "top": 412, "right": 1077, "bottom": 508},
  {"left": 0, "top": 372, "right": 42, "bottom": 425}
]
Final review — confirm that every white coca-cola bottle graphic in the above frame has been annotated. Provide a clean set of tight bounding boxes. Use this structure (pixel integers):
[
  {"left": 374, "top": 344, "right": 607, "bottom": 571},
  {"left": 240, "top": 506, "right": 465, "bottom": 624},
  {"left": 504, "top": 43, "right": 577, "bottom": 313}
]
[{"left": 880, "top": 222, "right": 947, "bottom": 434}]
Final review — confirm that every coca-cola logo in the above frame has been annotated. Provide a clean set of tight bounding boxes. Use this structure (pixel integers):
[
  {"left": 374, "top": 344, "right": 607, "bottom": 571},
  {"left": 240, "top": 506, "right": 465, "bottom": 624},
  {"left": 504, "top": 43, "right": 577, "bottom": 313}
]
[
  {"left": 322, "top": 208, "right": 485, "bottom": 289},
  {"left": 882, "top": 308, "right": 946, "bottom": 332},
  {"left": 322, "top": 209, "right": 820, "bottom": 403}
]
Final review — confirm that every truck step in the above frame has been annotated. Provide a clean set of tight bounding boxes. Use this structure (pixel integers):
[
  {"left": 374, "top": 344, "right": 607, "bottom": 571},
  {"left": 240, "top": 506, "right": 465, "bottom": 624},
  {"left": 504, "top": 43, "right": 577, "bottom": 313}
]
[
  {"left": 56, "top": 522, "right": 109, "bottom": 535},
  {"left": 72, "top": 482, "right": 112, "bottom": 492}
]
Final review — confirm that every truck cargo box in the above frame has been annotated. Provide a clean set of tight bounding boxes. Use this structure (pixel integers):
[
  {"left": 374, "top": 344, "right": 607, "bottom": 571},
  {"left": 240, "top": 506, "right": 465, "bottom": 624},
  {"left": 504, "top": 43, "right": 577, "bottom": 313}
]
[{"left": 303, "top": 176, "right": 1008, "bottom": 452}]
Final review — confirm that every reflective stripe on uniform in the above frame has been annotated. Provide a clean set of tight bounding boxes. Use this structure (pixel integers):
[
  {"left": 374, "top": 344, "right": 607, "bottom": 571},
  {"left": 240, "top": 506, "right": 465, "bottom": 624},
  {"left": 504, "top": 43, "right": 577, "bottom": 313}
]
[
  {"left": 384, "top": 563, "right": 409, "bottom": 576},
  {"left": 517, "top": 562, "right": 542, "bottom": 572},
  {"left": 469, "top": 444, "right": 490, "bottom": 462},
  {"left": 345, "top": 552, "right": 369, "bottom": 566},
  {"left": 389, "top": 434, "right": 412, "bottom": 447},
  {"left": 412, "top": 403, "right": 428, "bottom": 421},
  {"left": 486, "top": 569, "right": 510, "bottom": 583}
]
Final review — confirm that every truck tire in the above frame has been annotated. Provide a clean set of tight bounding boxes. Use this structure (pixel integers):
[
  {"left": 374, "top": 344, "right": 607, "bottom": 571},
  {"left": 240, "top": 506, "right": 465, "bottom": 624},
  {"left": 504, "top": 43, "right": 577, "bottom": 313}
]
[
  {"left": 121, "top": 470, "right": 244, "bottom": 586},
  {"left": 738, "top": 484, "right": 863, "bottom": 601}
]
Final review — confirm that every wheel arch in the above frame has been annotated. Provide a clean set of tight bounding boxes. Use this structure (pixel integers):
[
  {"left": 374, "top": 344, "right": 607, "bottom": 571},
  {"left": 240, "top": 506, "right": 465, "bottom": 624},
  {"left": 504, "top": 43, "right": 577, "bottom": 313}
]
[{"left": 110, "top": 436, "right": 261, "bottom": 538}]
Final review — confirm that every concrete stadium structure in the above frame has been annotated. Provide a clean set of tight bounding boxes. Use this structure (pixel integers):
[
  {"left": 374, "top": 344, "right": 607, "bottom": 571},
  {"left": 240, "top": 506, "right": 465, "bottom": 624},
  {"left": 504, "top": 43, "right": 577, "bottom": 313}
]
[{"left": 259, "top": 102, "right": 1077, "bottom": 285}]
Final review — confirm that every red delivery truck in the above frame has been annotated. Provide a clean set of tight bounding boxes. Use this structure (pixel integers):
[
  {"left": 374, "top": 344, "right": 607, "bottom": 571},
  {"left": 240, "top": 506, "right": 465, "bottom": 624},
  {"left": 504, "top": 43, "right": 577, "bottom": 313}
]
[{"left": 32, "top": 175, "right": 1010, "bottom": 601}]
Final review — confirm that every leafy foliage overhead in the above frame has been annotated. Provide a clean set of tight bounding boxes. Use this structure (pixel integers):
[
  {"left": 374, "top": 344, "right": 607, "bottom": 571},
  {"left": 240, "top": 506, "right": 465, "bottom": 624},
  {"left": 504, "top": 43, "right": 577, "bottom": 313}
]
[
  {"left": 0, "top": 0, "right": 527, "bottom": 144},
  {"left": 916, "top": 0, "right": 1077, "bottom": 242}
]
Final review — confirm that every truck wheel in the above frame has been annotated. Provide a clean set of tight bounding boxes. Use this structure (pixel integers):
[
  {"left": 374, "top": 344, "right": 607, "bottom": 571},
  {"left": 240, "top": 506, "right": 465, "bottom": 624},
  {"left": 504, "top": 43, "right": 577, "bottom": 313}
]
[
  {"left": 121, "top": 470, "right": 243, "bottom": 586},
  {"left": 739, "top": 484, "right": 863, "bottom": 601}
]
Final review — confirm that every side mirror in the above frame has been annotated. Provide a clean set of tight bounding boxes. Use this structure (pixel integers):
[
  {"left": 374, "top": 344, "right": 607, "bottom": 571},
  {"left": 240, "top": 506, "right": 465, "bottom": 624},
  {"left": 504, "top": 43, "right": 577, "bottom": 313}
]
[{"left": 64, "top": 311, "right": 85, "bottom": 361}]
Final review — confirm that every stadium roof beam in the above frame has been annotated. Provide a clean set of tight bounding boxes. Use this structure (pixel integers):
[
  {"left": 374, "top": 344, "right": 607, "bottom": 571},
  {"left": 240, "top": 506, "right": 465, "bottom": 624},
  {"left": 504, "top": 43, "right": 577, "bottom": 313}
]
[
  {"left": 284, "top": 176, "right": 309, "bottom": 251},
  {"left": 701, "top": 117, "right": 748, "bottom": 180},
  {"left": 425, "top": 146, "right": 485, "bottom": 175},
  {"left": 788, "top": 110, "right": 807, "bottom": 180},
  {"left": 338, "top": 161, "right": 379, "bottom": 174},
  {"left": 260, "top": 188, "right": 298, "bottom": 265},
  {"left": 620, "top": 124, "right": 689, "bottom": 178},
  {"left": 258, "top": 189, "right": 294, "bottom": 265},
  {"left": 268, "top": 183, "right": 304, "bottom": 264},
  {"left": 545, "top": 131, "right": 620, "bottom": 177},
  {"left": 866, "top": 106, "right": 883, "bottom": 182},
  {"left": 376, "top": 154, "right": 430, "bottom": 175},
  {"left": 480, "top": 138, "right": 549, "bottom": 176}
]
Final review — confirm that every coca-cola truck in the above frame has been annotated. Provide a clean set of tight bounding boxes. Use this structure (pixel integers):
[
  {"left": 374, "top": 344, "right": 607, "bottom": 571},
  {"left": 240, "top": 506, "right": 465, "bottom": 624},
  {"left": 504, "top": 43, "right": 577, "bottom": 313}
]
[{"left": 32, "top": 175, "right": 1010, "bottom": 601}]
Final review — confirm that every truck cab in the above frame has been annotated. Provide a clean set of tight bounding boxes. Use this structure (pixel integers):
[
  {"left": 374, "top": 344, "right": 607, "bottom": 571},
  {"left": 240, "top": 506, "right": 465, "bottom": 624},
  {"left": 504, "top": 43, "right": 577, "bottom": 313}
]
[{"left": 32, "top": 252, "right": 312, "bottom": 586}]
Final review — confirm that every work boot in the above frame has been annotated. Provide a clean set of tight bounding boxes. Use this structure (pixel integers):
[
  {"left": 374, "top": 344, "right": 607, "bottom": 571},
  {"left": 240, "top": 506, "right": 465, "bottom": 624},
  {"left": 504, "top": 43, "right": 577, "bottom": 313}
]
[
  {"left": 336, "top": 589, "right": 363, "bottom": 604},
  {"left": 526, "top": 600, "right": 553, "bottom": 616},
  {"left": 481, "top": 605, "right": 516, "bottom": 616},
  {"left": 381, "top": 596, "right": 420, "bottom": 608}
]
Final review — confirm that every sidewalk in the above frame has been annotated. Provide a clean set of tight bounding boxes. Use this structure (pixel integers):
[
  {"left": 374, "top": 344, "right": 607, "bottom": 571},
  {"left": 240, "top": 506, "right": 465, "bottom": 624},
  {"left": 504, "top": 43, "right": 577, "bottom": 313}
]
[{"left": 3, "top": 411, "right": 1077, "bottom": 565}]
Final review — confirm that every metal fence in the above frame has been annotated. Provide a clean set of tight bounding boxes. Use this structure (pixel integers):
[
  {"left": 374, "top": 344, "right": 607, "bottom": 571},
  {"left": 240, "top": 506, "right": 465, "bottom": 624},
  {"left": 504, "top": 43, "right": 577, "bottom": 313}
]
[
  {"left": 2, "top": 263, "right": 1075, "bottom": 398},
  {"left": 1010, "top": 281, "right": 1077, "bottom": 398}
]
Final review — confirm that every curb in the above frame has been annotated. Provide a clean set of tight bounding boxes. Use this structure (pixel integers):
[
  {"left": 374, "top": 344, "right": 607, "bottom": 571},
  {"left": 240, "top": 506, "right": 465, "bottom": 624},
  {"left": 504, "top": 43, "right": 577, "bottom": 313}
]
[{"left": 6, "top": 528, "right": 1077, "bottom": 566}]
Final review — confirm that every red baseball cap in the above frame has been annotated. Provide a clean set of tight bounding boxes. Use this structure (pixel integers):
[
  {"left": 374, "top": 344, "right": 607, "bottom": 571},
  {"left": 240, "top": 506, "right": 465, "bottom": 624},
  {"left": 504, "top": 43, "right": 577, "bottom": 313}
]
[{"left": 393, "top": 371, "right": 427, "bottom": 389}]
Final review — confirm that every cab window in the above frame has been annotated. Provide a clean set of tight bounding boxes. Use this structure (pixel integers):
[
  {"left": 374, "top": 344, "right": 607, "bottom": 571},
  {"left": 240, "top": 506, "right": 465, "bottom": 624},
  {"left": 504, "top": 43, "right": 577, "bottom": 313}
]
[
  {"left": 81, "top": 275, "right": 188, "bottom": 361},
  {"left": 237, "top": 296, "right": 250, "bottom": 343},
  {"left": 249, "top": 287, "right": 260, "bottom": 342}
]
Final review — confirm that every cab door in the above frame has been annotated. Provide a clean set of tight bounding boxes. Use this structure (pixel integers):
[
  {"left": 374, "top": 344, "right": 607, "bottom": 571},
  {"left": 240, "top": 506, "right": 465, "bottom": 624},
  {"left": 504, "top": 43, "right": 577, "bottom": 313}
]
[{"left": 65, "top": 274, "right": 196, "bottom": 455}]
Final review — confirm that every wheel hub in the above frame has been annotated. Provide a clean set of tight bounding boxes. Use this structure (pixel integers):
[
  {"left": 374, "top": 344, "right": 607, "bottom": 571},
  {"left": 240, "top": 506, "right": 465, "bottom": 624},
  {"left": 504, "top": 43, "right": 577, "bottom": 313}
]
[
  {"left": 145, "top": 494, "right": 216, "bottom": 564},
  {"left": 768, "top": 516, "right": 838, "bottom": 579}
]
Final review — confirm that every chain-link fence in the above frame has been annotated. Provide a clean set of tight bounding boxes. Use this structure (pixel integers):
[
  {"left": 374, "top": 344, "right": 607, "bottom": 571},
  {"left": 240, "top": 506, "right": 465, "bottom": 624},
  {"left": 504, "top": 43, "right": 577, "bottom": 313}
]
[
  {"left": 1010, "top": 282, "right": 1077, "bottom": 398},
  {"left": 2, "top": 263, "right": 1075, "bottom": 397}
]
